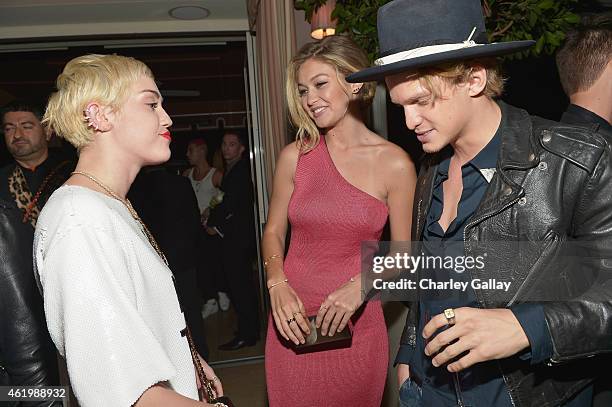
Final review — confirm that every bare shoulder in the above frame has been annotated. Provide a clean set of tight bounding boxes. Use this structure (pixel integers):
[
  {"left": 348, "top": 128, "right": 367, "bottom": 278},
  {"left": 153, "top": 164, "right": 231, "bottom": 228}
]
[
  {"left": 369, "top": 134, "right": 415, "bottom": 175},
  {"left": 275, "top": 141, "right": 301, "bottom": 176},
  {"left": 279, "top": 140, "right": 301, "bottom": 160}
]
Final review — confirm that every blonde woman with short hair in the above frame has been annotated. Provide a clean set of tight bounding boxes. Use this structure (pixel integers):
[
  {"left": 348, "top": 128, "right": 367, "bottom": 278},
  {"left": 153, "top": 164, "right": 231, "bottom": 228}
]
[{"left": 35, "top": 54, "right": 224, "bottom": 407}]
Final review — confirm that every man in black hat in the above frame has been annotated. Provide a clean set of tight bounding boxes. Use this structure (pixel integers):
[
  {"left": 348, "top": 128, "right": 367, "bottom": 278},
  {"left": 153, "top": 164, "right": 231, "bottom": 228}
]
[{"left": 348, "top": 0, "right": 612, "bottom": 406}]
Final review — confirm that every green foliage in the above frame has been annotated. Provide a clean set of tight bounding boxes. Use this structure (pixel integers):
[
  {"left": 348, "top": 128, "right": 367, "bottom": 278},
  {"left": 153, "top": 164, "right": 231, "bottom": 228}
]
[
  {"left": 484, "top": 0, "right": 580, "bottom": 60},
  {"left": 294, "top": 0, "right": 329, "bottom": 21},
  {"left": 293, "top": 0, "right": 581, "bottom": 61},
  {"left": 332, "top": 0, "right": 390, "bottom": 62}
]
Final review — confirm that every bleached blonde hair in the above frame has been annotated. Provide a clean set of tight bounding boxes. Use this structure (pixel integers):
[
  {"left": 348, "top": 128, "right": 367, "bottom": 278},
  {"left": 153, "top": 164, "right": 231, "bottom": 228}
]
[
  {"left": 416, "top": 58, "right": 504, "bottom": 100},
  {"left": 43, "top": 54, "right": 153, "bottom": 150}
]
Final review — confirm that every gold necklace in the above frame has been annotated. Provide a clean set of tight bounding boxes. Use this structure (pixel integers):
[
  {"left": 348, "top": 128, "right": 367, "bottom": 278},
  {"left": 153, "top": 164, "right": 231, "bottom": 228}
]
[{"left": 70, "top": 171, "right": 169, "bottom": 266}]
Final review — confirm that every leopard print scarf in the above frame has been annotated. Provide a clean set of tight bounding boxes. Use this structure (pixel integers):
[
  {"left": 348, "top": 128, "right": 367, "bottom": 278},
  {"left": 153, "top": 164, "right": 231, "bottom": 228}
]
[{"left": 8, "top": 160, "right": 72, "bottom": 227}]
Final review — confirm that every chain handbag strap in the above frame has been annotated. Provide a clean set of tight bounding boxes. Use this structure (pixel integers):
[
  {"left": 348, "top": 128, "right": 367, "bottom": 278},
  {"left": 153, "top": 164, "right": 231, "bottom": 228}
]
[
  {"left": 185, "top": 326, "right": 217, "bottom": 402},
  {"left": 70, "top": 171, "right": 225, "bottom": 405}
]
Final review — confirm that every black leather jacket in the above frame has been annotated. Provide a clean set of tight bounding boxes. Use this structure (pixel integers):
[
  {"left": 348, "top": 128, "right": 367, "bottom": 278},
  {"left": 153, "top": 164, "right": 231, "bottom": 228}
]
[
  {"left": 0, "top": 198, "right": 60, "bottom": 406},
  {"left": 400, "top": 102, "right": 612, "bottom": 407}
]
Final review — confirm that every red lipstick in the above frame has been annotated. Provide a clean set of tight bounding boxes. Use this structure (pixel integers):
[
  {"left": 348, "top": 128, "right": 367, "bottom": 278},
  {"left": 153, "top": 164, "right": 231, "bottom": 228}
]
[{"left": 160, "top": 131, "right": 172, "bottom": 141}]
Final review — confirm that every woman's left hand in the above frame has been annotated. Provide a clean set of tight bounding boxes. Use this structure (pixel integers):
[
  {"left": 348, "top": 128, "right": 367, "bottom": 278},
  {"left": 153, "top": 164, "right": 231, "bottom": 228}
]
[
  {"left": 316, "top": 278, "right": 363, "bottom": 336},
  {"left": 196, "top": 353, "right": 224, "bottom": 398}
]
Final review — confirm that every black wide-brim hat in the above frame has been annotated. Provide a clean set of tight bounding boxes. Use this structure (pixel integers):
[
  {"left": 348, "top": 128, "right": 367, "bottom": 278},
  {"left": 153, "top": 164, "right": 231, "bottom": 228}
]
[{"left": 347, "top": 0, "right": 535, "bottom": 83}]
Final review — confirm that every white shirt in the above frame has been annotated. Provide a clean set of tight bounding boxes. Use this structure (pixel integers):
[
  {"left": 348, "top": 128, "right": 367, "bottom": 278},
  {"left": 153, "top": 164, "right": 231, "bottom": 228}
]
[
  {"left": 186, "top": 167, "right": 220, "bottom": 213},
  {"left": 33, "top": 186, "right": 198, "bottom": 407}
]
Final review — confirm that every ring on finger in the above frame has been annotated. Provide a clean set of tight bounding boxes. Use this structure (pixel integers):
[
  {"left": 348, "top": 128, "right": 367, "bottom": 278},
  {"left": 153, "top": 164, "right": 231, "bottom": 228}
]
[
  {"left": 443, "top": 308, "right": 456, "bottom": 326},
  {"left": 286, "top": 317, "right": 296, "bottom": 324}
]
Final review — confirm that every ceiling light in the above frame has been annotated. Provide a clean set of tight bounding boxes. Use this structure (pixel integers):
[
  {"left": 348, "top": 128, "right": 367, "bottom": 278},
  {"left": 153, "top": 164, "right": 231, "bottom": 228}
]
[{"left": 169, "top": 6, "right": 210, "bottom": 20}]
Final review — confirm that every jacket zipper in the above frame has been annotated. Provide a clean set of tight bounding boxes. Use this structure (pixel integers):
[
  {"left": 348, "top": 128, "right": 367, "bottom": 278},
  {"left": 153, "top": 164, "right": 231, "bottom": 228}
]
[
  {"left": 500, "top": 365, "right": 517, "bottom": 407},
  {"left": 462, "top": 192, "right": 522, "bottom": 407},
  {"left": 415, "top": 199, "right": 423, "bottom": 240},
  {"left": 462, "top": 194, "right": 523, "bottom": 259}
]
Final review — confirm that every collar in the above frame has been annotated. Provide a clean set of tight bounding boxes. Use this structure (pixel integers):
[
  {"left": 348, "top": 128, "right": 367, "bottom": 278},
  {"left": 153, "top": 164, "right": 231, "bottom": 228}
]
[
  {"left": 496, "top": 101, "right": 539, "bottom": 170},
  {"left": 436, "top": 122, "right": 501, "bottom": 183},
  {"left": 562, "top": 104, "right": 612, "bottom": 132},
  {"left": 470, "top": 125, "right": 501, "bottom": 170},
  {"left": 14, "top": 150, "right": 57, "bottom": 173}
]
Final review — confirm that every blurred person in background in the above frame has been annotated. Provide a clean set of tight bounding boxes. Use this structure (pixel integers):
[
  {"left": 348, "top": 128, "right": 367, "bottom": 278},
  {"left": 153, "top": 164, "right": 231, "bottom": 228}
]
[
  {"left": 183, "top": 138, "right": 230, "bottom": 318},
  {"left": 556, "top": 13, "right": 611, "bottom": 133},
  {"left": 207, "top": 131, "right": 259, "bottom": 351},
  {"left": 1, "top": 100, "right": 74, "bottom": 227}
]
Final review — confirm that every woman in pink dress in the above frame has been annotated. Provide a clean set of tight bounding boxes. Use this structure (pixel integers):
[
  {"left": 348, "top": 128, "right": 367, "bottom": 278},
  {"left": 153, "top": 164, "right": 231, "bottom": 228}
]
[{"left": 262, "top": 35, "right": 417, "bottom": 406}]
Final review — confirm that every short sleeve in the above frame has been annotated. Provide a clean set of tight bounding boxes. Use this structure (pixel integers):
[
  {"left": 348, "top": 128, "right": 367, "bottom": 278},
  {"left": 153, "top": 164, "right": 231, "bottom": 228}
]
[{"left": 38, "top": 225, "right": 179, "bottom": 407}]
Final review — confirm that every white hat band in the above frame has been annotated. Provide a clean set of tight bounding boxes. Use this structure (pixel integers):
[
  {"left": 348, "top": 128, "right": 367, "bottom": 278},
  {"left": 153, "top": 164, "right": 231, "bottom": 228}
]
[
  {"left": 375, "top": 41, "right": 485, "bottom": 66},
  {"left": 374, "top": 26, "right": 482, "bottom": 66}
]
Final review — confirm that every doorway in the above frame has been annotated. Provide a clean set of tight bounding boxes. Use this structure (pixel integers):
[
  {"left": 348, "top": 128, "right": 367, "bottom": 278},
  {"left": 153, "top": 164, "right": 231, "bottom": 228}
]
[{"left": 0, "top": 34, "right": 268, "bottom": 366}]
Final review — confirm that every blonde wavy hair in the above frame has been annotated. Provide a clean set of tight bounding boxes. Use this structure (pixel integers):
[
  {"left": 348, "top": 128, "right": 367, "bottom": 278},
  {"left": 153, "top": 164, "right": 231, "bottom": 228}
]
[
  {"left": 286, "top": 35, "right": 375, "bottom": 153},
  {"left": 43, "top": 54, "right": 153, "bottom": 150},
  {"left": 416, "top": 58, "right": 504, "bottom": 101}
]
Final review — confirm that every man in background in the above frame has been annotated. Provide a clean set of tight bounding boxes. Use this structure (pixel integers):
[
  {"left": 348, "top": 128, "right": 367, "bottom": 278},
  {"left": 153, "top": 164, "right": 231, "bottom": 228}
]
[
  {"left": 0, "top": 100, "right": 74, "bottom": 404},
  {"left": 207, "top": 131, "right": 259, "bottom": 350},
  {"left": 1, "top": 100, "right": 74, "bottom": 226},
  {"left": 557, "top": 14, "right": 612, "bottom": 407},
  {"left": 1, "top": 198, "right": 61, "bottom": 406},
  {"left": 556, "top": 13, "right": 611, "bottom": 132}
]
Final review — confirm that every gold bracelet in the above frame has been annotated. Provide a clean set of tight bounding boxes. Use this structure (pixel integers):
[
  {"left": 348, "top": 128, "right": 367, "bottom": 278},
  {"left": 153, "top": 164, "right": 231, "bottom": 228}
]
[
  {"left": 264, "top": 254, "right": 282, "bottom": 268},
  {"left": 267, "top": 278, "right": 288, "bottom": 290}
]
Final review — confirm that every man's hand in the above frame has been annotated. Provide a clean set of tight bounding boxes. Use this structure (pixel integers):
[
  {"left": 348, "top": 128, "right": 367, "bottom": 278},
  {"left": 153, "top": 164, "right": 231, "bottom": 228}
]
[
  {"left": 423, "top": 307, "right": 530, "bottom": 373},
  {"left": 397, "top": 363, "right": 410, "bottom": 389}
]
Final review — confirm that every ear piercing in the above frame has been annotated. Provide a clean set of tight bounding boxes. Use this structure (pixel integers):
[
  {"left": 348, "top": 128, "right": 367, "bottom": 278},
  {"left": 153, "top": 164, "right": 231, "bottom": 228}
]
[
  {"left": 83, "top": 104, "right": 100, "bottom": 131},
  {"left": 83, "top": 115, "right": 99, "bottom": 131}
]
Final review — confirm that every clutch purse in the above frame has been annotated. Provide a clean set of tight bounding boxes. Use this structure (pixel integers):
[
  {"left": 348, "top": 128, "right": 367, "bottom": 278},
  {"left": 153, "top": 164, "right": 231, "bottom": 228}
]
[{"left": 293, "top": 312, "right": 353, "bottom": 353}]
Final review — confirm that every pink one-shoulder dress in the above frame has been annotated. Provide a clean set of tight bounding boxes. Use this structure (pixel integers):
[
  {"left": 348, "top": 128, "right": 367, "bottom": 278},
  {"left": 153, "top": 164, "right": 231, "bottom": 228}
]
[{"left": 265, "top": 136, "right": 389, "bottom": 407}]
